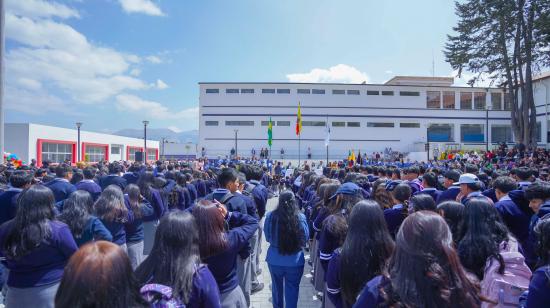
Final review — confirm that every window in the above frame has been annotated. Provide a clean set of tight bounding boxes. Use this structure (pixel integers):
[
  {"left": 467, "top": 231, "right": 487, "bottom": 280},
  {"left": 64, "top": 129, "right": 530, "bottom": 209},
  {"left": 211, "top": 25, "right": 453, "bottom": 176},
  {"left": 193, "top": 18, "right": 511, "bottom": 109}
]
[
  {"left": 85, "top": 145, "right": 106, "bottom": 162},
  {"left": 127, "top": 147, "right": 142, "bottom": 161},
  {"left": 491, "top": 93, "right": 502, "bottom": 110},
  {"left": 347, "top": 122, "right": 360, "bottom": 127},
  {"left": 261, "top": 121, "right": 269, "bottom": 126},
  {"left": 262, "top": 89, "right": 275, "bottom": 94},
  {"left": 297, "top": 89, "right": 311, "bottom": 94},
  {"left": 277, "top": 121, "right": 290, "bottom": 126},
  {"left": 347, "top": 90, "right": 360, "bottom": 95},
  {"left": 205, "top": 121, "right": 219, "bottom": 126},
  {"left": 536, "top": 122, "right": 542, "bottom": 142},
  {"left": 147, "top": 149, "right": 157, "bottom": 161},
  {"left": 474, "top": 92, "right": 486, "bottom": 110},
  {"left": 400, "top": 123, "right": 420, "bottom": 128},
  {"left": 367, "top": 90, "right": 379, "bottom": 95},
  {"left": 400, "top": 91, "right": 420, "bottom": 96},
  {"left": 42, "top": 142, "right": 73, "bottom": 163},
  {"left": 367, "top": 122, "right": 394, "bottom": 127},
  {"left": 302, "top": 121, "right": 325, "bottom": 127},
  {"left": 332, "top": 89, "right": 345, "bottom": 95},
  {"left": 443, "top": 91, "right": 455, "bottom": 109},
  {"left": 111, "top": 146, "right": 121, "bottom": 155},
  {"left": 205, "top": 88, "right": 219, "bottom": 94},
  {"left": 460, "top": 92, "right": 472, "bottom": 109},
  {"left": 312, "top": 89, "right": 325, "bottom": 94},
  {"left": 491, "top": 125, "right": 513, "bottom": 143},
  {"left": 382, "top": 91, "right": 394, "bottom": 96},
  {"left": 503, "top": 94, "right": 512, "bottom": 110},
  {"left": 226, "top": 88, "right": 239, "bottom": 94},
  {"left": 332, "top": 121, "right": 345, "bottom": 127},
  {"left": 427, "top": 91, "right": 441, "bottom": 109},
  {"left": 461, "top": 124, "right": 484, "bottom": 142},
  {"left": 277, "top": 89, "right": 290, "bottom": 94},
  {"left": 225, "top": 121, "right": 254, "bottom": 126},
  {"left": 427, "top": 124, "right": 455, "bottom": 142},
  {"left": 241, "top": 89, "right": 254, "bottom": 94}
]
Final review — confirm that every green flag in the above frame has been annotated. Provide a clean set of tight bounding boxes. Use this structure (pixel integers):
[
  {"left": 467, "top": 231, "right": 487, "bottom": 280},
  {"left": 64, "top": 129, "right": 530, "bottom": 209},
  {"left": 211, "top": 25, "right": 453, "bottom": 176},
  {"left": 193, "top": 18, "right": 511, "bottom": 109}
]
[{"left": 267, "top": 117, "right": 273, "bottom": 147}]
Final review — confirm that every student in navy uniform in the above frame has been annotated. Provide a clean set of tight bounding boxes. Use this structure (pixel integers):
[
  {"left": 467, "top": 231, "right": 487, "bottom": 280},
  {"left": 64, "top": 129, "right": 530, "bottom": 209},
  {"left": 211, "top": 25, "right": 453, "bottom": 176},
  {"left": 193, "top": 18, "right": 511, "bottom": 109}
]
[
  {"left": 45, "top": 163, "right": 76, "bottom": 203},
  {"left": 0, "top": 170, "right": 32, "bottom": 225},
  {"left": 135, "top": 211, "right": 222, "bottom": 308},
  {"left": 74, "top": 167, "right": 102, "bottom": 201},
  {"left": 414, "top": 172, "right": 441, "bottom": 202},
  {"left": 326, "top": 200, "right": 394, "bottom": 308},
  {"left": 436, "top": 201, "right": 464, "bottom": 244},
  {"left": 408, "top": 193, "right": 437, "bottom": 213},
  {"left": 435, "top": 169, "right": 461, "bottom": 205},
  {"left": 185, "top": 173, "right": 199, "bottom": 204},
  {"left": 58, "top": 190, "right": 112, "bottom": 247},
  {"left": 525, "top": 216, "right": 550, "bottom": 307},
  {"left": 98, "top": 162, "right": 127, "bottom": 191},
  {"left": 55, "top": 241, "right": 148, "bottom": 308},
  {"left": 124, "top": 184, "right": 155, "bottom": 269},
  {"left": 169, "top": 172, "right": 192, "bottom": 210},
  {"left": 0, "top": 185, "right": 78, "bottom": 308},
  {"left": 94, "top": 185, "right": 131, "bottom": 251},
  {"left": 455, "top": 173, "right": 491, "bottom": 205},
  {"left": 516, "top": 167, "right": 535, "bottom": 190},
  {"left": 205, "top": 168, "right": 247, "bottom": 215},
  {"left": 384, "top": 183, "right": 411, "bottom": 238},
  {"left": 122, "top": 162, "right": 141, "bottom": 185},
  {"left": 192, "top": 200, "right": 258, "bottom": 308}
]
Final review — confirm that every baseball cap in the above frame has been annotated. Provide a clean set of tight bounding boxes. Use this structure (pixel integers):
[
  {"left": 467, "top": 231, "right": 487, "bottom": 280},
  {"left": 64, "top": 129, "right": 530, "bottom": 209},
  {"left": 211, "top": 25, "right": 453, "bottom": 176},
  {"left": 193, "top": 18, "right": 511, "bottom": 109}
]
[
  {"left": 454, "top": 173, "right": 479, "bottom": 185},
  {"left": 329, "top": 182, "right": 361, "bottom": 200}
]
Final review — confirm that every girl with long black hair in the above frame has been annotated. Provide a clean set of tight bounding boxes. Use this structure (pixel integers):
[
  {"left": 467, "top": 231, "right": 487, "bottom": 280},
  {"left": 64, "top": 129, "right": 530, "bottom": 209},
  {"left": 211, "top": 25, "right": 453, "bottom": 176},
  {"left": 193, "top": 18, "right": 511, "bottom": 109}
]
[
  {"left": 137, "top": 171, "right": 165, "bottom": 255},
  {"left": 94, "top": 185, "right": 130, "bottom": 251},
  {"left": 124, "top": 184, "right": 154, "bottom": 269},
  {"left": 264, "top": 191, "right": 309, "bottom": 308},
  {"left": 326, "top": 200, "right": 394, "bottom": 308},
  {"left": 135, "top": 211, "right": 221, "bottom": 307},
  {"left": 384, "top": 183, "right": 411, "bottom": 237}
]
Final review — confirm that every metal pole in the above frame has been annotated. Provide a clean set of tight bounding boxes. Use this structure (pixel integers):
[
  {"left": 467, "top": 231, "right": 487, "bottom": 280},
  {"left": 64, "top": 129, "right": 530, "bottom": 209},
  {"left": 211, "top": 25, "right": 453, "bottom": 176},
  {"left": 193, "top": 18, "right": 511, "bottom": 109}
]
[
  {"left": 298, "top": 134, "right": 301, "bottom": 168},
  {"left": 143, "top": 120, "right": 149, "bottom": 162},
  {"left": 234, "top": 129, "right": 238, "bottom": 158},
  {"left": 76, "top": 122, "right": 82, "bottom": 161},
  {"left": 0, "top": 0, "right": 5, "bottom": 160},
  {"left": 326, "top": 144, "right": 329, "bottom": 166}
]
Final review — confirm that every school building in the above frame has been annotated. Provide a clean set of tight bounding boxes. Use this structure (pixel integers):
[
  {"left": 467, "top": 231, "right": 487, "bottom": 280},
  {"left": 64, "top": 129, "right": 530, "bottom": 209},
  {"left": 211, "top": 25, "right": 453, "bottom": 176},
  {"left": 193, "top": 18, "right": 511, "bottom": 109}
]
[
  {"left": 198, "top": 73, "right": 550, "bottom": 159},
  {"left": 5, "top": 123, "right": 160, "bottom": 166}
]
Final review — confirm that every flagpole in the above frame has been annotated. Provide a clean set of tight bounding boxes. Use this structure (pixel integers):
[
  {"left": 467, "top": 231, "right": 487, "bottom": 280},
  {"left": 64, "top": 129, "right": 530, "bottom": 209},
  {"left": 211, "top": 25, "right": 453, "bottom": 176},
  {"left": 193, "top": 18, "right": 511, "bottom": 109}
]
[
  {"left": 298, "top": 134, "right": 301, "bottom": 168},
  {"left": 326, "top": 114, "right": 329, "bottom": 166}
]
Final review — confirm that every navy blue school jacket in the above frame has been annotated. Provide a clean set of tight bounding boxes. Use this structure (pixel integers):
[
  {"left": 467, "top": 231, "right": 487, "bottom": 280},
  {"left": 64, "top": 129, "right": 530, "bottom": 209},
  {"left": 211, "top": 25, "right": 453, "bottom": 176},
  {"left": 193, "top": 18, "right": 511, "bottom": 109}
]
[
  {"left": 143, "top": 188, "right": 165, "bottom": 221},
  {"left": 435, "top": 186, "right": 460, "bottom": 205},
  {"left": 248, "top": 180, "right": 268, "bottom": 219},
  {"left": 203, "top": 212, "right": 258, "bottom": 294},
  {"left": 194, "top": 180, "right": 208, "bottom": 199},
  {"left": 75, "top": 179, "right": 102, "bottom": 201},
  {"left": 124, "top": 195, "right": 155, "bottom": 243},
  {"left": 0, "top": 188, "right": 22, "bottom": 225},
  {"left": 187, "top": 183, "right": 198, "bottom": 204},
  {"left": 326, "top": 249, "right": 344, "bottom": 308},
  {"left": 74, "top": 216, "right": 113, "bottom": 247},
  {"left": 495, "top": 192, "right": 534, "bottom": 263},
  {"left": 384, "top": 204, "right": 407, "bottom": 238},
  {"left": 122, "top": 172, "right": 140, "bottom": 185},
  {"left": 353, "top": 275, "right": 384, "bottom": 308},
  {"left": 98, "top": 174, "right": 127, "bottom": 191},
  {"left": 100, "top": 198, "right": 133, "bottom": 246},
  {"left": 413, "top": 188, "right": 441, "bottom": 202},
  {"left": 318, "top": 216, "right": 343, "bottom": 273},
  {"left": 526, "top": 265, "right": 550, "bottom": 307},
  {"left": 482, "top": 188, "right": 499, "bottom": 203},
  {"left": 234, "top": 192, "right": 258, "bottom": 219},
  {"left": 44, "top": 178, "right": 76, "bottom": 202},
  {"left": 206, "top": 189, "right": 247, "bottom": 215}
]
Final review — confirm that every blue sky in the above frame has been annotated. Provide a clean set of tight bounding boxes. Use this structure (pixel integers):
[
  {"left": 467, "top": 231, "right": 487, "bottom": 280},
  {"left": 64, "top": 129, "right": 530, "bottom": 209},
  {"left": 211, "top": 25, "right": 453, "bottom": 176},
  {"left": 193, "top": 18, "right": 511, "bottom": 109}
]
[{"left": 5, "top": 0, "right": 467, "bottom": 133}]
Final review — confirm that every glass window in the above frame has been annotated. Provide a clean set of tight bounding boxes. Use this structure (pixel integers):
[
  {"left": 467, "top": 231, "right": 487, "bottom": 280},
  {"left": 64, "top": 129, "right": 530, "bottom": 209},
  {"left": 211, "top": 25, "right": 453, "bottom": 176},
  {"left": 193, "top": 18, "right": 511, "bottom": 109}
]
[
  {"left": 225, "top": 121, "right": 254, "bottom": 126},
  {"left": 128, "top": 147, "right": 142, "bottom": 161},
  {"left": 205, "top": 121, "right": 219, "bottom": 126},
  {"left": 347, "top": 90, "right": 360, "bottom": 95},
  {"left": 461, "top": 124, "right": 484, "bottom": 142},
  {"left": 491, "top": 125, "right": 513, "bottom": 143},
  {"left": 491, "top": 93, "right": 502, "bottom": 110},
  {"left": 111, "top": 146, "right": 121, "bottom": 155},
  {"left": 367, "top": 90, "right": 379, "bottom": 95},
  {"left": 147, "top": 149, "right": 157, "bottom": 161},
  {"left": 205, "top": 88, "right": 219, "bottom": 94},
  {"left": 443, "top": 91, "right": 455, "bottom": 109},
  {"left": 262, "top": 89, "right": 275, "bottom": 94},
  {"left": 536, "top": 122, "right": 542, "bottom": 143},
  {"left": 427, "top": 91, "right": 441, "bottom": 109},
  {"left": 42, "top": 142, "right": 73, "bottom": 163},
  {"left": 302, "top": 121, "right": 325, "bottom": 127},
  {"left": 427, "top": 124, "right": 455, "bottom": 142},
  {"left": 347, "top": 122, "right": 360, "bottom": 127},
  {"left": 367, "top": 122, "right": 394, "bottom": 128},
  {"left": 332, "top": 122, "right": 345, "bottom": 127},
  {"left": 332, "top": 89, "right": 345, "bottom": 95},
  {"left": 400, "top": 91, "right": 420, "bottom": 96},
  {"left": 297, "top": 89, "right": 311, "bottom": 94},
  {"left": 460, "top": 92, "right": 473, "bottom": 109},
  {"left": 241, "top": 89, "right": 254, "bottom": 94},
  {"left": 382, "top": 91, "right": 394, "bottom": 96},
  {"left": 503, "top": 94, "right": 512, "bottom": 110},
  {"left": 277, "top": 89, "right": 290, "bottom": 94},
  {"left": 277, "top": 121, "right": 290, "bottom": 126},
  {"left": 85, "top": 145, "right": 106, "bottom": 162},
  {"left": 400, "top": 123, "right": 420, "bottom": 128},
  {"left": 474, "top": 92, "right": 486, "bottom": 110},
  {"left": 312, "top": 89, "right": 325, "bottom": 94},
  {"left": 261, "top": 121, "right": 269, "bottom": 126},
  {"left": 226, "top": 89, "right": 239, "bottom": 94}
]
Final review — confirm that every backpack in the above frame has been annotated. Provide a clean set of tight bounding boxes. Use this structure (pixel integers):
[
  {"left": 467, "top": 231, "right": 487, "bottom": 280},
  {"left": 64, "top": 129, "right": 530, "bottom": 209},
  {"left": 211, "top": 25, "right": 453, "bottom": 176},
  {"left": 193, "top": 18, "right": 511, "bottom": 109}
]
[
  {"left": 481, "top": 237, "right": 532, "bottom": 308},
  {"left": 242, "top": 182, "right": 256, "bottom": 197},
  {"left": 140, "top": 284, "right": 185, "bottom": 308}
]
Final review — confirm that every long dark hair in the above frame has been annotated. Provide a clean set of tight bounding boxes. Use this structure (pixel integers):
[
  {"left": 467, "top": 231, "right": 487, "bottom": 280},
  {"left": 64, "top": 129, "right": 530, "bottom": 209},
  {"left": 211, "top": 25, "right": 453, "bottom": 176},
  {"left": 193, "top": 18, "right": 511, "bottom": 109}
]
[
  {"left": 340, "top": 200, "right": 394, "bottom": 306},
  {"left": 125, "top": 184, "right": 143, "bottom": 219},
  {"left": 55, "top": 241, "right": 148, "bottom": 308},
  {"left": 382, "top": 211, "right": 482, "bottom": 308},
  {"left": 457, "top": 198, "right": 509, "bottom": 279},
  {"left": 58, "top": 190, "right": 94, "bottom": 238},
  {"left": 437, "top": 201, "right": 464, "bottom": 244},
  {"left": 135, "top": 211, "right": 200, "bottom": 304},
  {"left": 192, "top": 200, "right": 228, "bottom": 258},
  {"left": 3, "top": 185, "right": 55, "bottom": 259},
  {"left": 94, "top": 185, "right": 128, "bottom": 223},
  {"left": 272, "top": 191, "right": 305, "bottom": 254},
  {"left": 169, "top": 172, "right": 190, "bottom": 210},
  {"left": 137, "top": 171, "right": 155, "bottom": 201}
]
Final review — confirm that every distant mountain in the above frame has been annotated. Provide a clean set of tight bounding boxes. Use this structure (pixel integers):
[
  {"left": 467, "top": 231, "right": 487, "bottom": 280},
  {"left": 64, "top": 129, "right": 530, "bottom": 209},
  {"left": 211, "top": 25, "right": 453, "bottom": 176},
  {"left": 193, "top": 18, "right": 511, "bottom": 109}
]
[{"left": 114, "top": 128, "right": 198, "bottom": 143}]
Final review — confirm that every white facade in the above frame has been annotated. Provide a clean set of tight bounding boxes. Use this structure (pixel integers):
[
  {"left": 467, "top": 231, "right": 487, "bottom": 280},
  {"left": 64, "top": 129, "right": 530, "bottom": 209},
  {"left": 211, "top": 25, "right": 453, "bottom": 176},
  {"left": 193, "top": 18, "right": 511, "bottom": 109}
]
[
  {"left": 5, "top": 123, "right": 160, "bottom": 165},
  {"left": 199, "top": 76, "right": 546, "bottom": 159}
]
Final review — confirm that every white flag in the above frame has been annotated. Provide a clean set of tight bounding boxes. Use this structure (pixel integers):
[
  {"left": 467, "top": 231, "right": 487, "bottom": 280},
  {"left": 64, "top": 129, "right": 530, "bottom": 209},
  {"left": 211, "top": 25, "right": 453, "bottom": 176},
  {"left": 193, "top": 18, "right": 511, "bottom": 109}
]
[{"left": 324, "top": 121, "right": 331, "bottom": 147}]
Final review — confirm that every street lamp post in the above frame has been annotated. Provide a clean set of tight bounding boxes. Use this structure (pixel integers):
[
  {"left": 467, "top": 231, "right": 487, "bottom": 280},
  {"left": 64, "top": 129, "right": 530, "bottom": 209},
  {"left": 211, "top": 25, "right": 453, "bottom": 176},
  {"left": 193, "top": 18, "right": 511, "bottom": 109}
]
[
  {"left": 485, "top": 89, "right": 490, "bottom": 153},
  {"left": 143, "top": 120, "right": 149, "bottom": 162},
  {"left": 234, "top": 129, "right": 239, "bottom": 158},
  {"left": 76, "top": 122, "right": 82, "bottom": 162}
]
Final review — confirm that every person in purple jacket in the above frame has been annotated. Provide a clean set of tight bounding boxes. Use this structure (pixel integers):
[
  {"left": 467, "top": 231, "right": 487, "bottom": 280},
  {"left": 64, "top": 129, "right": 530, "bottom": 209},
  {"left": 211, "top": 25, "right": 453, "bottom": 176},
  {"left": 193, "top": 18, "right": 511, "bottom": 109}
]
[
  {"left": 94, "top": 185, "right": 131, "bottom": 251},
  {"left": 193, "top": 200, "right": 258, "bottom": 308},
  {"left": 124, "top": 184, "right": 155, "bottom": 269},
  {"left": 435, "top": 169, "right": 461, "bottom": 205},
  {"left": 135, "top": 210, "right": 221, "bottom": 308},
  {"left": 525, "top": 216, "right": 550, "bottom": 307},
  {"left": 74, "top": 167, "right": 102, "bottom": 201},
  {"left": 137, "top": 171, "right": 166, "bottom": 255},
  {"left": 98, "top": 162, "right": 128, "bottom": 191},
  {"left": 0, "top": 170, "right": 32, "bottom": 225},
  {"left": 0, "top": 185, "right": 78, "bottom": 308},
  {"left": 384, "top": 183, "right": 411, "bottom": 238},
  {"left": 44, "top": 163, "right": 76, "bottom": 203}
]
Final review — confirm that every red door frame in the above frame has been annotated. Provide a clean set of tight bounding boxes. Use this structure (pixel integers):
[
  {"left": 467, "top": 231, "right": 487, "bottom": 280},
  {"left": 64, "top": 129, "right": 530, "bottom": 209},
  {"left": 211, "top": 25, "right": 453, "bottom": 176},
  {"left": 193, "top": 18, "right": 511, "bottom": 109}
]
[
  {"left": 81, "top": 142, "right": 109, "bottom": 162},
  {"left": 36, "top": 139, "right": 77, "bottom": 167},
  {"left": 126, "top": 146, "right": 159, "bottom": 162}
]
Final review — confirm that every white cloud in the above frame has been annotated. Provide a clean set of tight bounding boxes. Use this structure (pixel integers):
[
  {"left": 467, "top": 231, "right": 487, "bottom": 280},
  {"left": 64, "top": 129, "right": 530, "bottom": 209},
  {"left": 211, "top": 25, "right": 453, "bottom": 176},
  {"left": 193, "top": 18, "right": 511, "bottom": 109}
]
[
  {"left": 118, "top": 0, "right": 164, "bottom": 16},
  {"left": 167, "top": 126, "right": 183, "bottom": 133},
  {"left": 17, "top": 78, "right": 42, "bottom": 91},
  {"left": 385, "top": 70, "right": 394, "bottom": 74},
  {"left": 146, "top": 55, "right": 162, "bottom": 64},
  {"left": 6, "top": 0, "right": 80, "bottom": 19},
  {"left": 130, "top": 68, "right": 141, "bottom": 76},
  {"left": 155, "top": 79, "right": 168, "bottom": 89},
  {"left": 286, "top": 64, "right": 370, "bottom": 84},
  {"left": 451, "top": 69, "right": 497, "bottom": 87},
  {"left": 4, "top": 85, "right": 79, "bottom": 115},
  {"left": 115, "top": 94, "right": 199, "bottom": 120}
]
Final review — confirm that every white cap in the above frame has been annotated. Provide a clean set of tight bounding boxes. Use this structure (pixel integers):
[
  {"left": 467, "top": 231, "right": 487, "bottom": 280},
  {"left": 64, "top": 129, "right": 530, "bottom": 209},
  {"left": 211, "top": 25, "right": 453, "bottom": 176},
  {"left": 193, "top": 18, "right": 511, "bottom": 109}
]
[{"left": 454, "top": 173, "right": 479, "bottom": 185}]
